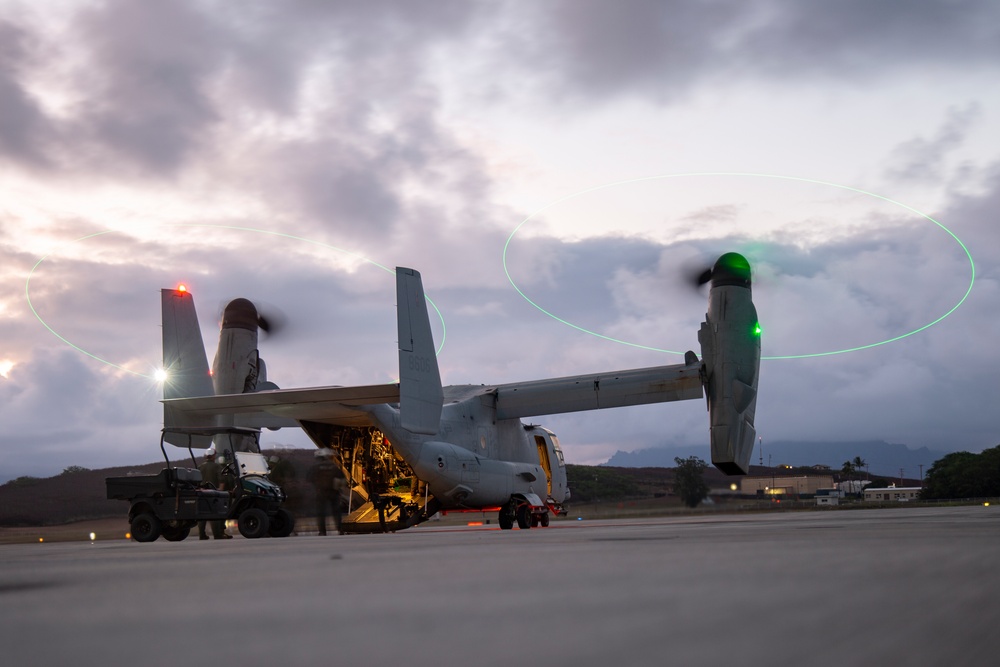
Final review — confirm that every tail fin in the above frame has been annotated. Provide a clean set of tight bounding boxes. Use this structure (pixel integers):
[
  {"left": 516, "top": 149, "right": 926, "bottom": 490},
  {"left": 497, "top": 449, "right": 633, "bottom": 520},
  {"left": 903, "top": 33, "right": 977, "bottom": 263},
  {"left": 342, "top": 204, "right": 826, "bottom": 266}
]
[
  {"left": 161, "top": 288, "right": 214, "bottom": 447},
  {"left": 396, "top": 268, "right": 443, "bottom": 435}
]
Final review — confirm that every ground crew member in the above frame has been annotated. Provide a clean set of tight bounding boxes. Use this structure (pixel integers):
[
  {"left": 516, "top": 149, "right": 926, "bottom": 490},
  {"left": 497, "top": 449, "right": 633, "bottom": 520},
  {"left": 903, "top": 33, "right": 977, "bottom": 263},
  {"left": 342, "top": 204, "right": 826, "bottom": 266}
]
[
  {"left": 198, "top": 448, "right": 230, "bottom": 540},
  {"left": 310, "top": 448, "right": 346, "bottom": 535}
]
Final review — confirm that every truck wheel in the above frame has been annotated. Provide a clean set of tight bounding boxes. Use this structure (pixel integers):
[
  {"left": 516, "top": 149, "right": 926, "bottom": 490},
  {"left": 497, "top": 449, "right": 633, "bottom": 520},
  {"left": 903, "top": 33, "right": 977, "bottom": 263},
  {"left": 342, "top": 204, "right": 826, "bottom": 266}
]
[
  {"left": 268, "top": 508, "right": 295, "bottom": 538},
  {"left": 161, "top": 523, "right": 190, "bottom": 541},
  {"left": 238, "top": 508, "right": 270, "bottom": 539},
  {"left": 131, "top": 513, "right": 161, "bottom": 542},
  {"left": 516, "top": 504, "right": 532, "bottom": 529}
]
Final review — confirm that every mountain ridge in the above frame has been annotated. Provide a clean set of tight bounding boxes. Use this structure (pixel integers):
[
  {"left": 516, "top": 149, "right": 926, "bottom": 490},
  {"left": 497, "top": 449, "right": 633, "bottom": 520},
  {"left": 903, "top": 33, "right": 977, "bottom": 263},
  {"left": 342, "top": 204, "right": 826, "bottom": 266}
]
[{"left": 603, "top": 440, "right": 953, "bottom": 479}]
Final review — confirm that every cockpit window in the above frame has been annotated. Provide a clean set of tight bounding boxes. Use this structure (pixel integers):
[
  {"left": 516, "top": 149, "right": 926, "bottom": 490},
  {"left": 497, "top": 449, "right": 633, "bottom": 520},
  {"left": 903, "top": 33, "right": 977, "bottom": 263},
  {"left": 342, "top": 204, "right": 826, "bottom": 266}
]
[{"left": 550, "top": 435, "right": 566, "bottom": 466}]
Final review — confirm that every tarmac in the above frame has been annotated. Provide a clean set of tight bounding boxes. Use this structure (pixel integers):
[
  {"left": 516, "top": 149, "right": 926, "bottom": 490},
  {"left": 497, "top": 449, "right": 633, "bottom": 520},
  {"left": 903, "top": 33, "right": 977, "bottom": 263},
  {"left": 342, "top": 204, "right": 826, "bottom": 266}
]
[{"left": 1, "top": 505, "right": 998, "bottom": 666}]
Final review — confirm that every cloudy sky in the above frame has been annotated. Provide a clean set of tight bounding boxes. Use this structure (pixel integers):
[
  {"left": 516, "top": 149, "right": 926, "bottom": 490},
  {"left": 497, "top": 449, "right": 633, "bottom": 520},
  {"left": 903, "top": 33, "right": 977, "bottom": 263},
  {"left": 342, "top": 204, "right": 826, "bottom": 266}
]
[{"left": 1, "top": 0, "right": 998, "bottom": 481}]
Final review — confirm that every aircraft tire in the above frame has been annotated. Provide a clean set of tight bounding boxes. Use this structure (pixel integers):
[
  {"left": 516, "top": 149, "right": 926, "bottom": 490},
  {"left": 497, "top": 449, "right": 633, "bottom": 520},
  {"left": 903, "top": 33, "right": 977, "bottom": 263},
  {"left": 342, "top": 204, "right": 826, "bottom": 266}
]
[
  {"left": 238, "top": 508, "right": 270, "bottom": 539},
  {"left": 268, "top": 508, "right": 295, "bottom": 538},
  {"left": 540, "top": 512, "right": 550, "bottom": 527},
  {"left": 516, "top": 505, "right": 531, "bottom": 530},
  {"left": 131, "top": 513, "right": 161, "bottom": 542},
  {"left": 499, "top": 509, "right": 514, "bottom": 530}
]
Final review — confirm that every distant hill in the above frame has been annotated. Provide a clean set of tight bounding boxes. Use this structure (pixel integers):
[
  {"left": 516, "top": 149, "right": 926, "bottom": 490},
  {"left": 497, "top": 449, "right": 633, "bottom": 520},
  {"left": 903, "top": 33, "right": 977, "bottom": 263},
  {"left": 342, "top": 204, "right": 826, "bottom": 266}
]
[{"left": 604, "top": 440, "right": 949, "bottom": 478}]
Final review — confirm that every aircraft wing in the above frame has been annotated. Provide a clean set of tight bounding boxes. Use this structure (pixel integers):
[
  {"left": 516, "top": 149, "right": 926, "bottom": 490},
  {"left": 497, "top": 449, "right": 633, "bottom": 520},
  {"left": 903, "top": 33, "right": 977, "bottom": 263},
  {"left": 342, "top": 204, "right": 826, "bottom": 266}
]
[
  {"left": 493, "top": 361, "right": 703, "bottom": 419},
  {"left": 162, "top": 383, "right": 400, "bottom": 427}
]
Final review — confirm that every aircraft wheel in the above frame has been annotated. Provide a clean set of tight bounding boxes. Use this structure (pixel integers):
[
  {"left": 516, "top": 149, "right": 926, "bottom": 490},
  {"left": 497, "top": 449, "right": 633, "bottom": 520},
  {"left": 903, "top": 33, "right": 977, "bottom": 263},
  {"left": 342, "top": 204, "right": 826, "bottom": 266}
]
[
  {"left": 540, "top": 512, "right": 550, "bottom": 527},
  {"left": 238, "top": 508, "right": 270, "bottom": 539},
  {"left": 530, "top": 515, "right": 539, "bottom": 528},
  {"left": 131, "top": 513, "right": 161, "bottom": 542},
  {"left": 268, "top": 508, "right": 295, "bottom": 538},
  {"left": 161, "top": 523, "right": 190, "bottom": 541},
  {"left": 516, "top": 505, "right": 532, "bottom": 529},
  {"left": 498, "top": 508, "right": 514, "bottom": 530}
]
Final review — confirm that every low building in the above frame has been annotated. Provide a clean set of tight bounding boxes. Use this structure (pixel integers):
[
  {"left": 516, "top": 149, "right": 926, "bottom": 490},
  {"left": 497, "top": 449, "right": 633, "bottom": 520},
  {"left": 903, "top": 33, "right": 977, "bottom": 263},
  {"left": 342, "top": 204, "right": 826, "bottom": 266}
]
[
  {"left": 815, "top": 488, "right": 843, "bottom": 506},
  {"left": 838, "top": 480, "right": 872, "bottom": 494},
  {"left": 864, "top": 486, "right": 922, "bottom": 502},
  {"left": 740, "top": 475, "right": 834, "bottom": 496}
]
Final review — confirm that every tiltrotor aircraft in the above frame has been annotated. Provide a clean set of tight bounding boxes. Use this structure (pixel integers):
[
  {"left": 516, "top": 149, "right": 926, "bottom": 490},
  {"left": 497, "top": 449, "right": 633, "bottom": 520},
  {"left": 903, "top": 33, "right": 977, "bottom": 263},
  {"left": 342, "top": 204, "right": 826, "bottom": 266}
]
[{"left": 160, "top": 252, "right": 760, "bottom": 533}]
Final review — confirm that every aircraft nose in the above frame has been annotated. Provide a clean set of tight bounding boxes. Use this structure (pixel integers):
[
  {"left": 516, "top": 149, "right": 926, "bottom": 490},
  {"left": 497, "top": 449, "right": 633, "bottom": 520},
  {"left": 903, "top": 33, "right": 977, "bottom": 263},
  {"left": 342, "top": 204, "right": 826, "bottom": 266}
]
[{"left": 222, "top": 298, "right": 258, "bottom": 331}]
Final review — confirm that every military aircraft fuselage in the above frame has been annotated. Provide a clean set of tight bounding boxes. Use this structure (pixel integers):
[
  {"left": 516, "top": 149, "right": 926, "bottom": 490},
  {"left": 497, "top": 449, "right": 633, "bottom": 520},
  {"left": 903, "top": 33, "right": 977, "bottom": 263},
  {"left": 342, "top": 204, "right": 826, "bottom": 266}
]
[{"left": 368, "top": 385, "right": 568, "bottom": 510}]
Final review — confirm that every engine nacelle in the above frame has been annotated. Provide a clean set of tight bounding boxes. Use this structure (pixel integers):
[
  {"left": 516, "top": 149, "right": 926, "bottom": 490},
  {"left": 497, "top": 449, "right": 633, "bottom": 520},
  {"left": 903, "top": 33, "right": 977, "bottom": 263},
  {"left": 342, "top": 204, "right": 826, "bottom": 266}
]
[{"left": 698, "top": 253, "right": 760, "bottom": 475}]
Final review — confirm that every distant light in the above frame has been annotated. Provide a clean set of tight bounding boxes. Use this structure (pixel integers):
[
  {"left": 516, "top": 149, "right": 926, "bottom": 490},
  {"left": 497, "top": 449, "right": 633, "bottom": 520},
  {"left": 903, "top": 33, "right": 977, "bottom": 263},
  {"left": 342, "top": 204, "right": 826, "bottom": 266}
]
[
  {"left": 985, "top": 502, "right": 990, "bottom": 507},
  {"left": 154, "top": 369, "right": 168, "bottom": 383},
  {"left": 467, "top": 521, "right": 484, "bottom": 526},
  {"left": 89, "top": 532, "right": 96, "bottom": 541},
  {"left": 730, "top": 483, "right": 738, "bottom": 491},
  {"left": 39, "top": 537, "right": 44, "bottom": 543},
  {"left": 125, "top": 532, "right": 131, "bottom": 539}
]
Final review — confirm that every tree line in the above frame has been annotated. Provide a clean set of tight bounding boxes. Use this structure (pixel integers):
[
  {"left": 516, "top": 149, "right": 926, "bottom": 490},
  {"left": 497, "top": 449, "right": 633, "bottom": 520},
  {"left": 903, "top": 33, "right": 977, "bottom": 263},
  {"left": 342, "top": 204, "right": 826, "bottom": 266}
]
[{"left": 921, "top": 445, "right": 1000, "bottom": 500}]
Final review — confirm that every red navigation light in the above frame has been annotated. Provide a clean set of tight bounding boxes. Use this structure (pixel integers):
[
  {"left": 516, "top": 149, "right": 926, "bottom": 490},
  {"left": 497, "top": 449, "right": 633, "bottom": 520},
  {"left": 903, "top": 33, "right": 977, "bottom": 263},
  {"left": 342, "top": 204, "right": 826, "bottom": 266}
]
[{"left": 177, "top": 284, "right": 188, "bottom": 293}]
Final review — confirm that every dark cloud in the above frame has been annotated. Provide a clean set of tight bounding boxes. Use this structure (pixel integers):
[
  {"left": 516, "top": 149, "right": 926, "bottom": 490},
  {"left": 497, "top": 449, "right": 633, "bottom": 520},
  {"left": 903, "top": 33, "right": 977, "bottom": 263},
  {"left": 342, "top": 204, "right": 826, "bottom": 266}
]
[
  {"left": 0, "top": 0, "right": 487, "bottom": 185},
  {"left": 0, "top": 19, "right": 53, "bottom": 167},
  {"left": 70, "top": 1, "right": 226, "bottom": 173},
  {"left": 736, "top": 1, "right": 1000, "bottom": 76},
  {"left": 886, "top": 104, "right": 982, "bottom": 183},
  {"left": 214, "top": 0, "right": 483, "bottom": 111},
  {"left": 503, "top": 0, "right": 1000, "bottom": 103}
]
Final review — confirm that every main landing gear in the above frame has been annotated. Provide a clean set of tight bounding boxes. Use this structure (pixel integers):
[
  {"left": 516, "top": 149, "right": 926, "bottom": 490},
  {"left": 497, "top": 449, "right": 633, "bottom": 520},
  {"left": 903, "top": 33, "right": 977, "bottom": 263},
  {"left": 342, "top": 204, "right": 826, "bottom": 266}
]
[{"left": 498, "top": 498, "right": 550, "bottom": 530}]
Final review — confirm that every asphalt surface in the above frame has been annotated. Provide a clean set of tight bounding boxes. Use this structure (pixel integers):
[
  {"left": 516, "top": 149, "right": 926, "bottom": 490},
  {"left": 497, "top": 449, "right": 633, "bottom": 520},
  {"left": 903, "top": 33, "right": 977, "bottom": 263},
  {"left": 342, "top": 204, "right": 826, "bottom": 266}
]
[{"left": 2, "top": 506, "right": 998, "bottom": 666}]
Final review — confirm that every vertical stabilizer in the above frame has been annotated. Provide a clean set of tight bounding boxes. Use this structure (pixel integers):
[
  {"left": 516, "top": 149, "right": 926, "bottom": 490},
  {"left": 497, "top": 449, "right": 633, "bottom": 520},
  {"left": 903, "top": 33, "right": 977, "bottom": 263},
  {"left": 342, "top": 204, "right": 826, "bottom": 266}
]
[
  {"left": 161, "top": 288, "right": 214, "bottom": 447},
  {"left": 396, "top": 268, "right": 443, "bottom": 435}
]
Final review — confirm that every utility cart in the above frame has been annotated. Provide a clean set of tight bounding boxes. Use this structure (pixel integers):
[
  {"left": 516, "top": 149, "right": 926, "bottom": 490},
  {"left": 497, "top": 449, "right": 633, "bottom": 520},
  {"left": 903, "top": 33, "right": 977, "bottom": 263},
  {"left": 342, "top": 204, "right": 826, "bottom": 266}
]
[{"left": 105, "top": 427, "right": 294, "bottom": 542}]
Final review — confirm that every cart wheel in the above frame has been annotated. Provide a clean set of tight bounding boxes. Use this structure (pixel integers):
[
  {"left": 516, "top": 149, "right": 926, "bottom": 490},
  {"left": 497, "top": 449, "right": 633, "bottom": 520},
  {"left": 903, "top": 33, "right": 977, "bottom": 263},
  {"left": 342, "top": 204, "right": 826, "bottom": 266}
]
[
  {"left": 161, "top": 523, "right": 190, "bottom": 541},
  {"left": 238, "top": 508, "right": 270, "bottom": 539},
  {"left": 268, "top": 508, "right": 295, "bottom": 538},
  {"left": 131, "top": 513, "right": 161, "bottom": 542},
  {"left": 516, "top": 504, "right": 532, "bottom": 529}
]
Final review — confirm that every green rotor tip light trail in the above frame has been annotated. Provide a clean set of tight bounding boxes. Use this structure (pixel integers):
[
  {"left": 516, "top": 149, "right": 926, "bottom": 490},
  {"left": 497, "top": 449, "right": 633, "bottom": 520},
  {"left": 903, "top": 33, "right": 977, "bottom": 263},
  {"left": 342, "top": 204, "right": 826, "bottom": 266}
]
[{"left": 503, "top": 172, "right": 975, "bottom": 360}]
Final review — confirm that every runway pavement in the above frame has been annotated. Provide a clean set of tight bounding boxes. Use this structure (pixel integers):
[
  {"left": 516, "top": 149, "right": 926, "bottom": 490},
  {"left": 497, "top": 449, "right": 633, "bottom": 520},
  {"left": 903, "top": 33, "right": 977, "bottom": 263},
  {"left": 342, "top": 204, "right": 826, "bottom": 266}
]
[{"left": 2, "top": 506, "right": 998, "bottom": 666}]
